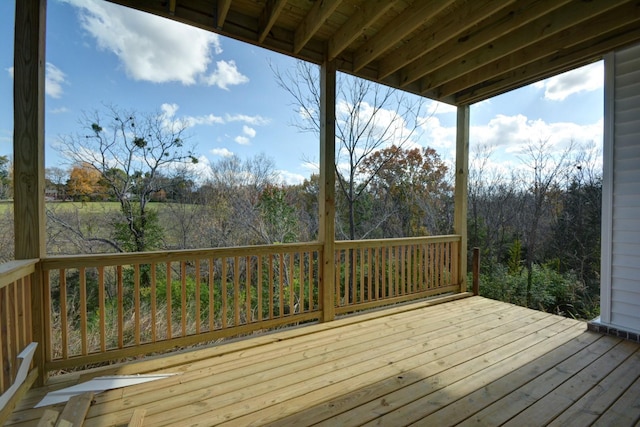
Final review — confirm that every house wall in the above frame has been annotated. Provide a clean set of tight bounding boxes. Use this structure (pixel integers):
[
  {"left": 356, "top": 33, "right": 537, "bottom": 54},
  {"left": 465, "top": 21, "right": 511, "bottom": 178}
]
[{"left": 599, "top": 42, "right": 640, "bottom": 335}]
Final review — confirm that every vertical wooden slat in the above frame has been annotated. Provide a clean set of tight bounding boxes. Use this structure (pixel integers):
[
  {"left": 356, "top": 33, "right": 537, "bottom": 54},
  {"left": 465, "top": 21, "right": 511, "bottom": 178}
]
[
  {"left": 394, "top": 247, "right": 400, "bottom": 296},
  {"left": 335, "top": 250, "right": 342, "bottom": 306},
  {"left": 195, "top": 259, "right": 201, "bottom": 334},
  {"left": 418, "top": 245, "right": 424, "bottom": 291},
  {"left": 8, "top": 283, "right": 17, "bottom": 380},
  {"left": 246, "top": 256, "right": 252, "bottom": 323},
  {"left": 150, "top": 263, "right": 157, "bottom": 342},
  {"left": 401, "top": 245, "right": 406, "bottom": 295},
  {"left": 181, "top": 261, "right": 187, "bottom": 337},
  {"left": 42, "top": 272, "right": 52, "bottom": 362},
  {"left": 166, "top": 262, "right": 172, "bottom": 340},
  {"left": 367, "top": 248, "right": 372, "bottom": 302},
  {"left": 117, "top": 266, "right": 123, "bottom": 349},
  {"left": 413, "top": 245, "right": 418, "bottom": 292},
  {"left": 308, "top": 252, "right": 313, "bottom": 311},
  {"left": 134, "top": 264, "right": 141, "bottom": 345},
  {"left": 299, "top": 252, "right": 304, "bottom": 313},
  {"left": 16, "top": 279, "right": 25, "bottom": 354},
  {"left": 268, "top": 255, "right": 274, "bottom": 319},
  {"left": 279, "top": 254, "right": 285, "bottom": 317},
  {"left": 222, "top": 258, "right": 228, "bottom": 328},
  {"left": 374, "top": 248, "right": 380, "bottom": 300},
  {"left": 98, "top": 267, "right": 105, "bottom": 352},
  {"left": 359, "top": 248, "right": 364, "bottom": 303},
  {"left": 383, "top": 247, "right": 389, "bottom": 298},
  {"left": 234, "top": 256, "right": 240, "bottom": 326},
  {"left": 289, "top": 253, "right": 295, "bottom": 314},
  {"left": 209, "top": 258, "right": 215, "bottom": 330},
  {"left": 59, "top": 269, "right": 68, "bottom": 359},
  {"left": 1, "top": 285, "right": 8, "bottom": 391},
  {"left": 79, "top": 268, "right": 88, "bottom": 355},
  {"left": 350, "top": 249, "right": 356, "bottom": 305},
  {"left": 257, "top": 255, "right": 263, "bottom": 322}
]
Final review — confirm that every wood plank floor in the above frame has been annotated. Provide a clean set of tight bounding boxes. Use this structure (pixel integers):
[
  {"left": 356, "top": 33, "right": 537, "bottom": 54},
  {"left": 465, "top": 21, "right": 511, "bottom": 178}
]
[{"left": 7, "top": 296, "right": 640, "bottom": 426}]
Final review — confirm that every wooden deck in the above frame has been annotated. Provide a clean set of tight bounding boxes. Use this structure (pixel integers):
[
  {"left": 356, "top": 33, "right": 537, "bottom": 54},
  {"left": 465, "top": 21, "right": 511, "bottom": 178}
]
[{"left": 6, "top": 296, "right": 640, "bottom": 426}]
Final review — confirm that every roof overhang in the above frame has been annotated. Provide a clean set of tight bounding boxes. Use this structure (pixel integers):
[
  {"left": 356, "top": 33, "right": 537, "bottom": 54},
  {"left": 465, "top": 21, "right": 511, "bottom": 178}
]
[{"left": 104, "top": 0, "right": 640, "bottom": 105}]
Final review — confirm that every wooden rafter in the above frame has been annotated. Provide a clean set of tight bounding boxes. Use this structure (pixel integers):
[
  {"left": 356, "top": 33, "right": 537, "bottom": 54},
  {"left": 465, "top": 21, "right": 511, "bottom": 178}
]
[
  {"left": 398, "top": 0, "right": 573, "bottom": 88},
  {"left": 419, "top": 0, "right": 628, "bottom": 94},
  {"left": 294, "top": 0, "right": 342, "bottom": 54},
  {"left": 327, "top": 0, "right": 398, "bottom": 62},
  {"left": 100, "top": 0, "right": 640, "bottom": 104},
  {"left": 377, "top": 0, "right": 515, "bottom": 80},
  {"left": 438, "top": 1, "right": 640, "bottom": 99},
  {"left": 353, "top": 0, "right": 456, "bottom": 73},
  {"left": 258, "top": 0, "right": 287, "bottom": 43},
  {"left": 217, "top": 0, "right": 231, "bottom": 29},
  {"left": 455, "top": 20, "right": 640, "bottom": 104}
]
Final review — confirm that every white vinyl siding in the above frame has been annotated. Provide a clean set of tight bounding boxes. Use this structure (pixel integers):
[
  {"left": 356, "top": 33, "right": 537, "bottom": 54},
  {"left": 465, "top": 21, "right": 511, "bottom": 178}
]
[{"left": 604, "top": 42, "right": 640, "bottom": 332}]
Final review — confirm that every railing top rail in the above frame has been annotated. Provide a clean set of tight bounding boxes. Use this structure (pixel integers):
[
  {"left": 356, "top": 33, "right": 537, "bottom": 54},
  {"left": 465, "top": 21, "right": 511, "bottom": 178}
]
[
  {"left": 0, "top": 259, "right": 38, "bottom": 289},
  {"left": 335, "top": 234, "right": 461, "bottom": 249},
  {"left": 40, "top": 242, "right": 323, "bottom": 270}
]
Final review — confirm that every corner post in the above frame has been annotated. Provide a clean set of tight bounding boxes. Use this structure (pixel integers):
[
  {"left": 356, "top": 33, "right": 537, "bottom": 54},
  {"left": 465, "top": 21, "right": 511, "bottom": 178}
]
[
  {"left": 319, "top": 59, "right": 336, "bottom": 322},
  {"left": 454, "top": 105, "right": 469, "bottom": 293},
  {"left": 14, "top": 0, "right": 48, "bottom": 385}
]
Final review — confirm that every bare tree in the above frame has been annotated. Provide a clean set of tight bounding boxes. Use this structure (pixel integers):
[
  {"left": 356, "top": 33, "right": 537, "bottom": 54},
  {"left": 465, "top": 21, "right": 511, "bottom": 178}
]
[
  {"left": 518, "top": 138, "right": 575, "bottom": 306},
  {"left": 272, "top": 61, "right": 428, "bottom": 240},
  {"left": 55, "top": 105, "right": 197, "bottom": 252}
]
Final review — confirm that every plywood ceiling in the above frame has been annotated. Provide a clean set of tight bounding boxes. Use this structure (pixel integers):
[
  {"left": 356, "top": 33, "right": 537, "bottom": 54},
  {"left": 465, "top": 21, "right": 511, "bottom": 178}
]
[{"left": 106, "top": 0, "right": 640, "bottom": 105}]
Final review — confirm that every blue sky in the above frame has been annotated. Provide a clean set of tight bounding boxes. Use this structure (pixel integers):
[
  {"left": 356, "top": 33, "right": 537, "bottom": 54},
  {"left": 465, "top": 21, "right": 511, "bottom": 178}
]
[{"left": 1, "top": 0, "right": 604, "bottom": 184}]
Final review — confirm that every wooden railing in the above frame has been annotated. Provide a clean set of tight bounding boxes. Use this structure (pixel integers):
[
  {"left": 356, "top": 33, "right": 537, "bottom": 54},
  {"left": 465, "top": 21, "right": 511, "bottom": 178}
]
[
  {"left": 4, "top": 236, "right": 463, "bottom": 376},
  {"left": 334, "top": 235, "right": 461, "bottom": 314},
  {"left": 0, "top": 260, "right": 38, "bottom": 395},
  {"left": 39, "top": 243, "right": 322, "bottom": 372}
]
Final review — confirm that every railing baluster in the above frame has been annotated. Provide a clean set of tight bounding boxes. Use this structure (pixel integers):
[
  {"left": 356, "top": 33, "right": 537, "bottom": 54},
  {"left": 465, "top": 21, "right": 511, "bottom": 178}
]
[
  {"left": 166, "top": 263, "right": 172, "bottom": 340},
  {"left": 150, "top": 263, "right": 157, "bottom": 342},
  {"left": 59, "top": 269, "right": 68, "bottom": 360},
  {"left": 289, "top": 252, "right": 294, "bottom": 315},
  {"left": 79, "top": 268, "right": 88, "bottom": 355},
  {"left": 134, "top": 264, "right": 141, "bottom": 345},
  {"left": 246, "top": 256, "right": 252, "bottom": 323},
  {"left": 257, "top": 255, "right": 263, "bottom": 322},
  {"left": 181, "top": 261, "right": 187, "bottom": 337},
  {"left": 234, "top": 256, "right": 240, "bottom": 327},
  {"left": 298, "top": 252, "right": 304, "bottom": 313},
  {"left": 195, "top": 259, "right": 201, "bottom": 334},
  {"left": 209, "top": 258, "right": 215, "bottom": 331},
  {"left": 221, "top": 258, "right": 228, "bottom": 329},
  {"left": 117, "top": 266, "right": 123, "bottom": 349}
]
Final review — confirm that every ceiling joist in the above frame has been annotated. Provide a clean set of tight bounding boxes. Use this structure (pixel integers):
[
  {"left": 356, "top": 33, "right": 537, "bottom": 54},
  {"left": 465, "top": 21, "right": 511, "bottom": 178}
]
[{"left": 104, "top": 0, "right": 640, "bottom": 106}]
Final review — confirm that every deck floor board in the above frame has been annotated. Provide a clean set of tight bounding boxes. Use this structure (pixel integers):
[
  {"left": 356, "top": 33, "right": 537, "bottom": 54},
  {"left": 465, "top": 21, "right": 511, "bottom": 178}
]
[{"left": 7, "top": 296, "right": 640, "bottom": 426}]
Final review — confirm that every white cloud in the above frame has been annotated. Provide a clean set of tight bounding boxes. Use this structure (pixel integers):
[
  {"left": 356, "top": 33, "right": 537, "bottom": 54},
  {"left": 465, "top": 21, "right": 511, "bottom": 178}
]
[
  {"left": 203, "top": 60, "right": 249, "bottom": 90},
  {"left": 536, "top": 62, "right": 603, "bottom": 101},
  {"left": 64, "top": 0, "right": 222, "bottom": 85},
  {"left": 242, "top": 126, "right": 256, "bottom": 138},
  {"left": 45, "top": 63, "right": 67, "bottom": 98},
  {"left": 51, "top": 107, "right": 70, "bottom": 114},
  {"left": 211, "top": 148, "right": 234, "bottom": 157},
  {"left": 427, "top": 101, "right": 457, "bottom": 115},
  {"left": 234, "top": 136, "right": 251, "bottom": 145},
  {"left": 277, "top": 170, "right": 305, "bottom": 185},
  {"left": 471, "top": 114, "right": 602, "bottom": 155},
  {"left": 8, "top": 64, "right": 68, "bottom": 98},
  {"left": 225, "top": 114, "right": 271, "bottom": 125}
]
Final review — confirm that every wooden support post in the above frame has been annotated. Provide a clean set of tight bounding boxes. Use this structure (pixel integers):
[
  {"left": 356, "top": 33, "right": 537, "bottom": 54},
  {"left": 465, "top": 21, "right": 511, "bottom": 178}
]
[
  {"left": 319, "top": 59, "right": 336, "bottom": 322},
  {"left": 472, "top": 247, "right": 480, "bottom": 295},
  {"left": 14, "top": 0, "right": 48, "bottom": 385},
  {"left": 454, "top": 105, "right": 469, "bottom": 292}
]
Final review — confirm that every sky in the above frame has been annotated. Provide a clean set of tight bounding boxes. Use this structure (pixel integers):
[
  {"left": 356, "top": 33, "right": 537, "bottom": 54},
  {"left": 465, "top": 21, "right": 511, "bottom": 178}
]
[{"left": 0, "top": 0, "right": 605, "bottom": 185}]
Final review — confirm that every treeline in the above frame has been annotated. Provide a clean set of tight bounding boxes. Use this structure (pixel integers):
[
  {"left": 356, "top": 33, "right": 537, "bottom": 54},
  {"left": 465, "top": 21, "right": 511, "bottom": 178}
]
[{"left": 0, "top": 136, "right": 602, "bottom": 319}]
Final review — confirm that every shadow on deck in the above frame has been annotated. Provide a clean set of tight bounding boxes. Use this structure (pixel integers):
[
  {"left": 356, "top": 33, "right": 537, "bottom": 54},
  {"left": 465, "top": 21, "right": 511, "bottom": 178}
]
[{"left": 7, "top": 296, "right": 640, "bottom": 426}]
